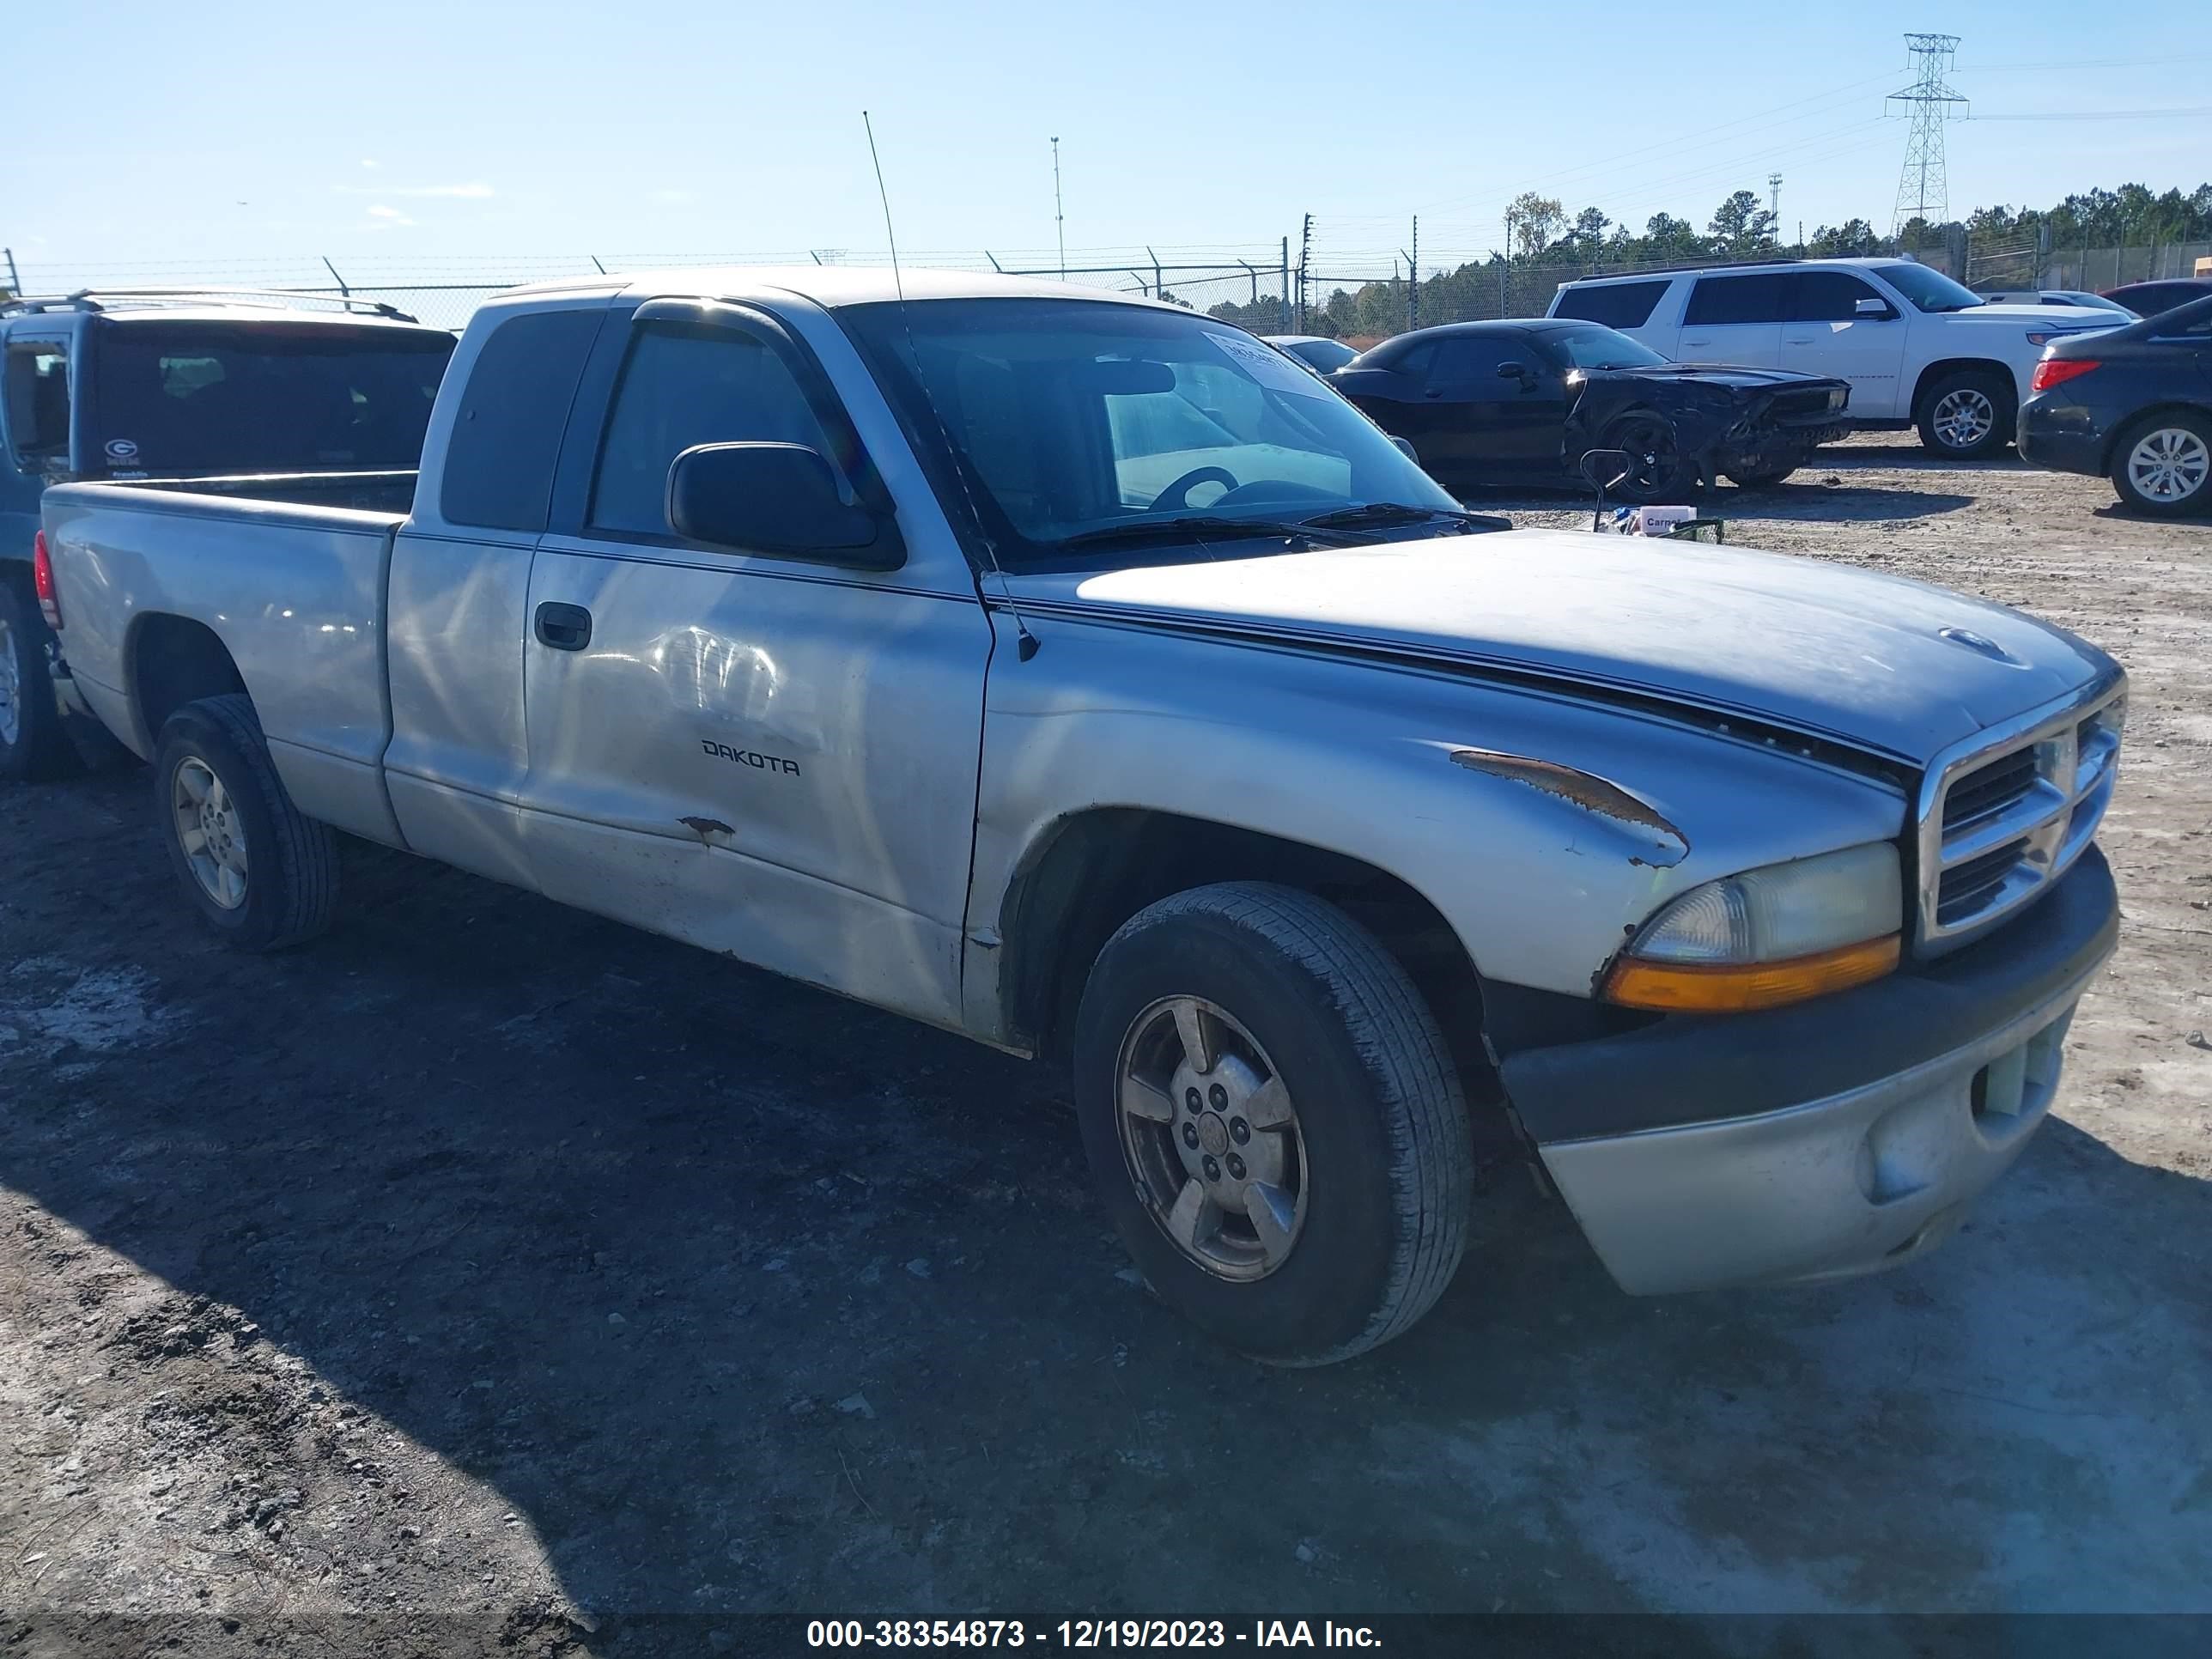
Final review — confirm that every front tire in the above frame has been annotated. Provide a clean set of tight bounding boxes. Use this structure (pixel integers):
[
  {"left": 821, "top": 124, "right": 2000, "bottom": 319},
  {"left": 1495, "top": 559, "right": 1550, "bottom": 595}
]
[
  {"left": 0, "top": 580, "right": 81, "bottom": 783},
  {"left": 152, "top": 694, "right": 337, "bottom": 950},
  {"left": 2108, "top": 413, "right": 2212, "bottom": 518},
  {"left": 1073, "top": 883, "right": 1474, "bottom": 1365},
  {"left": 1917, "top": 369, "right": 2014, "bottom": 459},
  {"left": 1599, "top": 413, "right": 1692, "bottom": 503}
]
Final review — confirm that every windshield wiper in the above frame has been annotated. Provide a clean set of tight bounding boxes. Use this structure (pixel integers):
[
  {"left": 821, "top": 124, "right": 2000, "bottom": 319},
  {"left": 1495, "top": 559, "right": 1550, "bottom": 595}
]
[
  {"left": 1298, "top": 501, "right": 1510, "bottom": 533},
  {"left": 1057, "top": 514, "right": 1374, "bottom": 551}
]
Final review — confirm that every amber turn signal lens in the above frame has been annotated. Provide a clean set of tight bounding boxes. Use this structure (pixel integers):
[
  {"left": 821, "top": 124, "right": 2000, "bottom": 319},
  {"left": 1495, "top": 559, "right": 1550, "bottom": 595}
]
[{"left": 1603, "top": 933, "right": 1902, "bottom": 1013}]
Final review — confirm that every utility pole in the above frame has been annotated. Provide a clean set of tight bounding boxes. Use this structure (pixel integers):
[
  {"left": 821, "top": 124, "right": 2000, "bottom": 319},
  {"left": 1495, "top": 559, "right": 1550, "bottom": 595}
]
[
  {"left": 1409, "top": 216, "right": 1419, "bottom": 330},
  {"left": 2, "top": 246, "right": 20, "bottom": 298},
  {"left": 1280, "top": 236, "right": 1291, "bottom": 332},
  {"left": 1296, "top": 214, "right": 1312, "bottom": 331},
  {"left": 1051, "top": 137, "right": 1065, "bottom": 278},
  {"left": 1888, "top": 33, "right": 1967, "bottom": 240},
  {"left": 1767, "top": 174, "right": 1783, "bottom": 246}
]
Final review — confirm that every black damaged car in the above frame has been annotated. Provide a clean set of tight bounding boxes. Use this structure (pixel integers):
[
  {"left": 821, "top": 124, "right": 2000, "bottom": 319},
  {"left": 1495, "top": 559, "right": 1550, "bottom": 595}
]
[{"left": 1328, "top": 319, "right": 1850, "bottom": 501}]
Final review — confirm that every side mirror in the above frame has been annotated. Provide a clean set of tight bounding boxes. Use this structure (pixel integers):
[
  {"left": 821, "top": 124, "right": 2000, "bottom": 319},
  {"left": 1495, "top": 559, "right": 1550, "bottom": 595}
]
[
  {"left": 1389, "top": 434, "right": 1420, "bottom": 465},
  {"left": 1496, "top": 362, "right": 1530, "bottom": 379},
  {"left": 1854, "top": 297, "right": 1893, "bottom": 319},
  {"left": 666, "top": 442, "right": 901, "bottom": 569}
]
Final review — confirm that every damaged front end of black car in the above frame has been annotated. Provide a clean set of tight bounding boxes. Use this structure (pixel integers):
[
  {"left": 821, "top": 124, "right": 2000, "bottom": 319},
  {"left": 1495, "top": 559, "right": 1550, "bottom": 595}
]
[{"left": 1563, "top": 367, "right": 1851, "bottom": 500}]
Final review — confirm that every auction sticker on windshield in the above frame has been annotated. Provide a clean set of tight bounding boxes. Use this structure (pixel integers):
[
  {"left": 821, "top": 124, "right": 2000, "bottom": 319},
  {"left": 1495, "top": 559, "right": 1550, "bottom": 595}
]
[{"left": 1206, "top": 331, "right": 1330, "bottom": 398}]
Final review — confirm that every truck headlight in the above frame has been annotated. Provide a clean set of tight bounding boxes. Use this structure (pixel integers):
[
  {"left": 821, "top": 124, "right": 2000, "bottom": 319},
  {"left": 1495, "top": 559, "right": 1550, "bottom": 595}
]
[{"left": 1603, "top": 842, "right": 1903, "bottom": 1012}]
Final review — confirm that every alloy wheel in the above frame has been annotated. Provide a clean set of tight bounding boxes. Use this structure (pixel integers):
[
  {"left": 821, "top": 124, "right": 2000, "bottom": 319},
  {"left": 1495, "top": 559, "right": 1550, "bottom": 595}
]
[
  {"left": 172, "top": 755, "right": 250, "bottom": 909},
  {"left": 2127, "top": 426, "right": 2209, "bottom": 503},
  {"left": 1613, "top": 416, "right": 1680, "bottom": 495},
  {"left": 1115, "top": 995, "right": 1308, "bottom": 1281},
  {"left": 1931, "top": 387, "right": 1996, "bottom": 452}
]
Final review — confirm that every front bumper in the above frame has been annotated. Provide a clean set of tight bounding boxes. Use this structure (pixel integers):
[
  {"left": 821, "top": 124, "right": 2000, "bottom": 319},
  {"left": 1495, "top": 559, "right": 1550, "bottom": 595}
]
[
  {"left": 1717, "top": 416, "right": 1850, "bottom": 477},
  {"left": 1500, "top": 848, "right": 2118, "bottom": 1294}
]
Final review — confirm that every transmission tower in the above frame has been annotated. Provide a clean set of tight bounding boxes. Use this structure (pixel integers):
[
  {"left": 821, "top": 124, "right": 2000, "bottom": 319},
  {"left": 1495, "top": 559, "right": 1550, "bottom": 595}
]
[{"left": 1888, "top": 33, "right": 1968, "bottom": 237}]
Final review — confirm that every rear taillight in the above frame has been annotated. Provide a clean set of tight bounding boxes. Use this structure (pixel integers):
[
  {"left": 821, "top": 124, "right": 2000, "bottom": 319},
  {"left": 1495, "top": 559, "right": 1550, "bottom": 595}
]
[
  {"left": 2031, "top": 358, "right": 2100, "bottom": 394},
  {"left": 33, "top": 531, "right": 61, "bottom": 630}
]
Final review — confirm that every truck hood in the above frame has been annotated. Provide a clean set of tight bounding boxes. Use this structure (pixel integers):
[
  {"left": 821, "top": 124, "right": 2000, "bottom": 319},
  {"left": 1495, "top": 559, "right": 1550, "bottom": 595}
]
[
  {"left": 1008, "top": 529, "right": 2117, "bottom": 764},
  {"left": 1933, "top": 304, "right": 2119, "bottom": 334}
]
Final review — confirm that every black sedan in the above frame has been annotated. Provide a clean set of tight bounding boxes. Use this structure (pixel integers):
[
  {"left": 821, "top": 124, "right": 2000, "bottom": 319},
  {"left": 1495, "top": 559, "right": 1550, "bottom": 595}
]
[
  {"left": 2018, "top": 293, "right": 2212, "bottom": 517},
  {"left": 1327, "top": 320, "right": 1850, "bottom": 501},
  {"left": 2102, "top": 278, "right": 2212, "bottom": 320}
]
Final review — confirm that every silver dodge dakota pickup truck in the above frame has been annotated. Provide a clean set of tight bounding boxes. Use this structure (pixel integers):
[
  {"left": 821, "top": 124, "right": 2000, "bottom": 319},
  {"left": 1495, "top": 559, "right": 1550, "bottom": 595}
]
[{"left": 40, "top": 269, "right": 2124, "bottom": 1364}]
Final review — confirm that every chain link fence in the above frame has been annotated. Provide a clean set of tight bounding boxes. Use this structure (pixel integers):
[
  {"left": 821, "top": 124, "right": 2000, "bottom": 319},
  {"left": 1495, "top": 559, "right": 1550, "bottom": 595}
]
[
  {"left": 3, "top": 252, "right": 1302, "bottom": 337},
  {"left": 28, "top": 234, "right": 2193, "bottom": 349},
  {"left": 1966, "top": 238, "right": 2209, "bottom": 295}
]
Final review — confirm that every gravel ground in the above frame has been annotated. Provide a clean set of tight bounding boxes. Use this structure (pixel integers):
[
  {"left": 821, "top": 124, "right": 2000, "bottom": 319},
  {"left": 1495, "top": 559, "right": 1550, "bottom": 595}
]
[{"left": 3, "top": 437, "right": 2209, "bottom": 1655}]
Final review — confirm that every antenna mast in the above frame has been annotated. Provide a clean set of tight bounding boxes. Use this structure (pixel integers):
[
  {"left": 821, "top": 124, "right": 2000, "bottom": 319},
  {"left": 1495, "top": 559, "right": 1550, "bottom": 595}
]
[
  {"left": 1888, "top": 33, "right": 1967, "bottom": 239},
  {"left": 1051, "top": 137, "right": 1066, "bottom": 279}
]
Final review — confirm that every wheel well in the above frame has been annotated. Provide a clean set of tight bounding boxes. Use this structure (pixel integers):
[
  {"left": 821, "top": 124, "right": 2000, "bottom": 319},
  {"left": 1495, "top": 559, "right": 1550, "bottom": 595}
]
[
  {"left": 2100, "top": 401, "right": 2212, "bottom": 471},
  {"left": 1911, "top": 359, "right": 2014, "bottom": 420},
  {"left": 131, "top": 615, "right": 246, "bottom": 745},
  {"left": 1000, "top": 809, "right": 1490, "bottom": 1092}
]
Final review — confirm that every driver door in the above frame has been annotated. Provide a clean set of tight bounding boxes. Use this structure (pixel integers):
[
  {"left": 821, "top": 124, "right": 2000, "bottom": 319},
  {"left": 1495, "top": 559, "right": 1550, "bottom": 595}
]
[{"left": 519, "top": 301, "right": 995, "bottom": 1030}]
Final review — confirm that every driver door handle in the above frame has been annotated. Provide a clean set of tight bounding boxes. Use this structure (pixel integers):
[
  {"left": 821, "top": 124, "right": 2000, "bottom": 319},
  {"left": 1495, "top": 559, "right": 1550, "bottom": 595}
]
[{"left": 535, "top": 601, "right": 592, "bottom": 652}]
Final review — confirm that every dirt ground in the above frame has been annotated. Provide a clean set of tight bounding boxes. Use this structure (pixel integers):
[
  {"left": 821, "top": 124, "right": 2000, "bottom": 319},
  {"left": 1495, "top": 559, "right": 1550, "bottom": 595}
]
[{"left": 3, "top": 436, "right": 2209, "bottom": 1655}]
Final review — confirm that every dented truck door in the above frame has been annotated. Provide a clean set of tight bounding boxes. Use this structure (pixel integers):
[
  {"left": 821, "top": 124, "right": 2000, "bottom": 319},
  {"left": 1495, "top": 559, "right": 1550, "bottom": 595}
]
[{"left": 518, "top": 299, "right": 994, "bottom": 1031}]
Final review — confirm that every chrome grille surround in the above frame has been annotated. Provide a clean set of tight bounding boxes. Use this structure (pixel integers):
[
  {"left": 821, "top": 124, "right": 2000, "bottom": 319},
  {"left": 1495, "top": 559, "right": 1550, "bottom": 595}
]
[{"left": 1913, "top": 671, "right": 2126, "bottom": 957}]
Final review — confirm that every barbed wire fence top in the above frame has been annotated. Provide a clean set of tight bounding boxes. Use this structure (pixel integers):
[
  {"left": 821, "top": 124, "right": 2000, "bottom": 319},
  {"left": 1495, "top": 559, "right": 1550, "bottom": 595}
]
[{"left": 15, "top": 228, "right": 2204, "bottom": 338}]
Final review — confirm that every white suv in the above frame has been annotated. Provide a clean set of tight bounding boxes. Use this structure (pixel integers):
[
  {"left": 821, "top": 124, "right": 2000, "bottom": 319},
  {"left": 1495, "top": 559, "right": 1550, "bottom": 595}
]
[{"left": 1548, "top": 258, "right": 2118, "bottom": 459}]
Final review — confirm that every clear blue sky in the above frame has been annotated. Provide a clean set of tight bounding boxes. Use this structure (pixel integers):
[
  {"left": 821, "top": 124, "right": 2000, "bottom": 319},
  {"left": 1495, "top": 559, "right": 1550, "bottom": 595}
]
[{"left": 8, "top": 0, "right": 2208, "bottom": 288}]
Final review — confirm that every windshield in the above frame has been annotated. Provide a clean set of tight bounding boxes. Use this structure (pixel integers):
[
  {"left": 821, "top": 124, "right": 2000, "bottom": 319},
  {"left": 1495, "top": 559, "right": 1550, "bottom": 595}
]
[
  {"left": 1872, "top": 263, "right": 1985, "bottom": 314},
  {"left": 1283, "top": 338, "right": 1357, "bottom": 373},
  {"left": 1543, "top": 323, "right": 1668, "bottom": 370},
  {"left": 839, "top": 298, "right": 1462, "bottom": 567},
  {"left": 89, "top": 322, "right": 455, "bottom": 475}
]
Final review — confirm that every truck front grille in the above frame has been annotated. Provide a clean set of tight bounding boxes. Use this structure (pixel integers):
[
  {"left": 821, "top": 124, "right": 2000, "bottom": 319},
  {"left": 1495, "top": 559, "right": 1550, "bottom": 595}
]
[
  {"left": 1942, "top": 749, "right": 2039, "bottom": 831},
  {"left": 1914, "top": 682, "right": 2124, "bottom": 955}
]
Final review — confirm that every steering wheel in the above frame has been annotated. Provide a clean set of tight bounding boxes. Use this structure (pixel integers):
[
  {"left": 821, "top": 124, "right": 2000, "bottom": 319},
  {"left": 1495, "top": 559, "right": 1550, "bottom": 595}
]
[{"left": 1152, "top": 465, "right": 1239, "bottom": 511}]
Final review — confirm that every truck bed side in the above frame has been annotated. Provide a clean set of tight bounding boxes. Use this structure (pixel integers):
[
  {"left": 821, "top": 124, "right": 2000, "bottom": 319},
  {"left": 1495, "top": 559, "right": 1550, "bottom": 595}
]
[{"left": 40, "top": 482, "right": 406, "bottom": 844}]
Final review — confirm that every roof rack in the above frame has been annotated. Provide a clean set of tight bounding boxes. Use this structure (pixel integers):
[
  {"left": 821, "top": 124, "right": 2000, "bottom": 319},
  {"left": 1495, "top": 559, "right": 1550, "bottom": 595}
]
[
  {"left": 1556, "top": 254, "right": 1826, "bottom": 286},
  {"left": 0, "top": 286, "right": 420, "bottom": 323}
]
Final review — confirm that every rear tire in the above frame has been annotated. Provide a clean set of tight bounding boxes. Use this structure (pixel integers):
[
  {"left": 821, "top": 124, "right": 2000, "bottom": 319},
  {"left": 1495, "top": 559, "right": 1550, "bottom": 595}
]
[
  {"left": 152, "top": 694, "right": 337, "bottom": 950},
  {"left": 1916, "top": 369, "right": 2014, "bottom": 460},
  {"left": 2108, "top": 412, "right": 2212, "bottom": 518},
  {"left": 1073, "top": 882, "right": 1474, "bottom": 1365},
  {"left": 0, "top": 580, "right": 82, "bottom": 783}
]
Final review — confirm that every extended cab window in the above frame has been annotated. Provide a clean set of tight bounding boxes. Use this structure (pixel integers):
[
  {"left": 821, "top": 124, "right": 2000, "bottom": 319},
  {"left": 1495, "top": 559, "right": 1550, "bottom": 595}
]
[
  {"left": 1553, "top": 280, "right": 1668, "bottom": 330},
  {"left": 590, "top": 325, "right": 834, "bottom": 538},
  {"left": 3, "top": 343, "right": 70, "bottom": 469},
  {"left": 1684, "top": 274, "right": 1790, "bottom": 326},
  {"left": 441, "top": 308, "right": 602, "bottom": 532},
  {"left": 90, "top": 322, "right": 453, "bottom": 476},
  {"left": 1791, "top": 271, "right": 1886, "bottom": 322}
]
